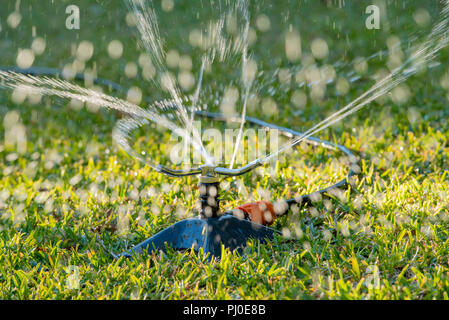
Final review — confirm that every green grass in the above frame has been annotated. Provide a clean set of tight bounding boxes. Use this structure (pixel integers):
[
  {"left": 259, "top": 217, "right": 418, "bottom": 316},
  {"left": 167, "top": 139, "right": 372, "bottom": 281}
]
[{"left": 0, "top": 0, "right": 448, "bottom": 299}]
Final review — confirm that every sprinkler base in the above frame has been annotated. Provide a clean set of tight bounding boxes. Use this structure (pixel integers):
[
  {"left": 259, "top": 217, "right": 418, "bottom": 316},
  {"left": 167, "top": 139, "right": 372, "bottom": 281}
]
[{"left": 121, "top": 214, "right": 278, "bottom": 258}]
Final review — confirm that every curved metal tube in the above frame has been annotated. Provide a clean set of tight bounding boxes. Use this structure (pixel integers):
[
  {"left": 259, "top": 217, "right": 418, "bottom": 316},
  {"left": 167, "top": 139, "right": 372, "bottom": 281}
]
[
  {"left": 213, "top": 160, "right": 262, "bottom": 176},
  {"left": 155, "top": 164, "right": 201, "bottom": 177},
  {"left": 157, "top": 159, "right": 263, "bottom": 177}
]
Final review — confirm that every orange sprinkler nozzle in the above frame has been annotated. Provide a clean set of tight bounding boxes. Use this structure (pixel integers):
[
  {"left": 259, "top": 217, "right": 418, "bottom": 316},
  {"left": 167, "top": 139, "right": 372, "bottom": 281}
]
[{"left": 237, "top": 201, "right": 276, "bottom": 226}]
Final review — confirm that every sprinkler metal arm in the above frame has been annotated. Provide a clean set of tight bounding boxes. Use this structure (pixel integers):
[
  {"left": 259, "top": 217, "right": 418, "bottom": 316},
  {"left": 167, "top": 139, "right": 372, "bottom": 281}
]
[
  {"left": 156, "top": 160, "right": 263, "bottom": 178},
  {"left": 155, "top": 164, "right": 201, "bottom": 177},
  {"left": 213, "top": 160, "right": 262, "bottom": 176}
]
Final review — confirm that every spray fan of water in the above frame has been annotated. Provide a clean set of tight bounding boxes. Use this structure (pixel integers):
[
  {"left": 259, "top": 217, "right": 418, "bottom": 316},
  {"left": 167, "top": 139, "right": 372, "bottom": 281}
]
[{"left": 1, "top": 0, "right": 449, "bottom": 178}]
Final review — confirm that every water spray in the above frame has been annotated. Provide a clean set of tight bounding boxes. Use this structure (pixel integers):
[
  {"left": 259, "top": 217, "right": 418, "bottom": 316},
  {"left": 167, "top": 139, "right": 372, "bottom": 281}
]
[
  {"left": 5, "top": 0, "right": 448, "bottom": 259},
  {"left": 119, "top": 111, "right": 358, "bottom": 259},
  {"left": 0, "top": 66, "right": 358, "bottom": 258}
]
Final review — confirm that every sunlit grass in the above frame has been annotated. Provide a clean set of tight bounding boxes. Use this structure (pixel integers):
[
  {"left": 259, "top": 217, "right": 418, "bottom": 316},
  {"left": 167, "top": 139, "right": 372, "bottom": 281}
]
[{"left": 0, "top": 0, "right": 448, "bottom": 299}]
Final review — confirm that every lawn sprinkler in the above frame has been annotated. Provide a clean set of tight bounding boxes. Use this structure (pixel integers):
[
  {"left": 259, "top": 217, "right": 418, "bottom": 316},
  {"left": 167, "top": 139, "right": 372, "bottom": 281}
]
[
  {"left": 121, "top": 162, "right": 279, "bottom": 259},
  {"left": 0, "top": 67, "right": 358, "bottom": 259},
  {"left": 121, "top": 112, "right": 359, "bottom": 259}
]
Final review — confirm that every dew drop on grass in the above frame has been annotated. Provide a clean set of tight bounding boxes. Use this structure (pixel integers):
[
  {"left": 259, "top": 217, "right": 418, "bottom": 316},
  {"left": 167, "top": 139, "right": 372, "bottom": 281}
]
[
  {"left": 76, "top": 41, "right": 94, "bottom": 62},
  {"left": 5, "top": 152, "right": 19, "bottom": 162},
  {"left": 4, "top": 111, "right": 27, "bottom": 153},
  {"left": 277, "top": 68, "right": 291, "bottom": 84},
  {"left": 308, "top": 207, "right": 319, "bottom": 217},
  {"left": 256, "top": 187, "right": 270, "bottom": 200},
  {"left": 178, "top": 71, "right": 195, "bottom": 91},
  {"left": 108, "top": 40, "right": 123, "bottom": 59},
  {"left": 322, "top": 229, "right": 332, "bottom": 242},
  {"left": 407, "top": 107, "right": 422, "bottom": 125},
  {"left": 129, "top": 188, "right": 140, "bottom": 201},
  {"left": 70, "top": 98, "right": 84, "bottom": 111},
  {"left": 413, "top": 8, "right": 431, "bottom": 26},
  {"left": 13, "top": 204, "right": 26, "bottom": 225},
  {"left": 189, "top": 29, "right": 202, "bottom": 47},
  {"left": 248, "top": 28, "right": 258, "bottom": 46},
  {"left": 220, "top": 86, "right": 239, "bottom": 117},
  {"left": 10, "top": 86, "right": 27, "bottom": 104},
  {"left": 27, "top": 92, "right": 42, "bottom": 105},
  {"left": 335, "top": 77, "right": 350, "bottom": 95},
  {"left": 72, "top": 59, "right": 85, "bottom": 73},
  {"left": 310, "top": 84, "right": 326, "bottom": 102},
  {"left": 31, "top": 37, "right": 46, "bottom": 55},
  {"left": 125, "top": 62, "right": 138, "bottom": 78},
  {"left": 261, "top": 97, "right": 277, "bottom": 117},
  {"left": 178, "top": 55, "right": 192, "bottom": 71},
  {"left": 339, "top": 221, "right": 350, "bottom": 237},
  {"left": 0, "top": 190, "right": 10, "bottom": 204},
  {"left": 117, "top": 205, "right": 130, "bottom": 235},
  {"left": 321, "top": 64, "right": 336, "bottom": 83},
  {"left": 243, "top": 59, "right": 258, "bottom": 84},
  {"left": 323, "top": 199, "right": 333, "bottom": 211},
  {"left": 162, "top": 183, "right": 171, "bottom": 193},
  {"left": 353, "top": 57, "right": 368, "bottom": 75},
  {"left": 150, "top": 204, "right": 161, "bottom": 216},
  {"left": 127, "top": 86, "right": 142, "bottom": 104},
  {"left": 160, "top": 71, "right": 176, "bottom": 92},
  {"left": 285, "top": 29, "right": 301, "bottom": 62},
  {"left": 281, "top": 227, "right": 291, "bottom": 239},
  {"left": 142, "top": 64, "right": 156, "bottom": 81},
  {"left": 161, "top": 0, "right": 174, "bottom": 12},
  {"left": 309, "top": 192, "right": 322, "bottom": 203},
  {"left": 7, "top": 12, "right": 21, "bottom": 29},
  {"left": 176, "top": 207, "right": 187, "bottom": 219},
  {"left": 62, "top": 63, "right": 76, "bottom": 80},
  {"left": 391, "top": 84, "right": 410, "bottom": 105},
  {"left": 303, "top": 241, "right": 311, "bottom": 252},
  {"left": 256, "top": 14, "right": 270, "bottom": 32},
  {"left": 126, "top": 12, "right": 138, "bottom": 27},
  {"left": 16, "top": 49, "right": 35, "bottom": 68},
  {"left": 166, "top": 49, "right": 180, "bottom": 69},
  {"left": 273, "top": 200, "right": 288, "bottom": 216},
  {"left": 311, "top": 38, "right": 328, "bottom": 60}
]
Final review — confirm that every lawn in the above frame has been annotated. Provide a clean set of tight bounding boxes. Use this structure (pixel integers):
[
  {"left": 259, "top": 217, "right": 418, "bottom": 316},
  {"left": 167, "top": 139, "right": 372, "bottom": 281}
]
[{"left": 0, "top": 0, "right": 448, "bottom": 299}]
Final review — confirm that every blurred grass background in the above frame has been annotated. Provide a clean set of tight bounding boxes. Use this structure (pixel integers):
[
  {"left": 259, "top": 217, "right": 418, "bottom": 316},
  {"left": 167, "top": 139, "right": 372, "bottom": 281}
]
[{"left": 0, "top": 0, "right": 448, "bottom": 299}]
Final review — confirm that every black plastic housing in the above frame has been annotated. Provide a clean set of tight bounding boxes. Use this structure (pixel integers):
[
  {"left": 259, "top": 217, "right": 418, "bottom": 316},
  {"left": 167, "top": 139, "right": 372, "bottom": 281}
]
[{"left": 121, "top": 214, "right": 277, "bottom": 258}]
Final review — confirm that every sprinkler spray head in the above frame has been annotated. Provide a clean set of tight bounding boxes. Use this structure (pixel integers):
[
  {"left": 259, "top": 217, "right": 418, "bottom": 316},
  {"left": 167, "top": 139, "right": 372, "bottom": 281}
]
[{"left": 2, "top": 68, "right": 358, "bottom": 260}]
